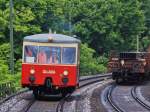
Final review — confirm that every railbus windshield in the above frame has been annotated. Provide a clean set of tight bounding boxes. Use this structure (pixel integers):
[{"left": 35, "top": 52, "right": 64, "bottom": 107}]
[{"left": 24, "top": 45, "right": 76, "bottom": 64}]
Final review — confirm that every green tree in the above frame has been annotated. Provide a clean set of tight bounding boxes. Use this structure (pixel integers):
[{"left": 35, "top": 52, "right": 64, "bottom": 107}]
[
  {"left": 80, "top": 44, "right": 107, "bottom": 75},
  {"left": 72, "top": 0, "right": 145, "bottom": 53},
  {"left": 0, "top": 0, "right": 149, "bottom": 77},
  {"left": 0, "top": 60, "right": 10, "bottom": 81},
  {"left": 140, "top": 0, "right": 150, "bottom": 51},
  {"left": 0, "top": 43, "right": 10, "bottom": 63}
]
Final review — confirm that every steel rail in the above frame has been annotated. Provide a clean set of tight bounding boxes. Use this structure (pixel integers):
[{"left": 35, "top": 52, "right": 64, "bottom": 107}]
[
  {"left": 80, "top": 73, "right": 112, "bottom": 81},
  {"left": 0, "top": 89, "right": 31, "bottom": 112},
  {"left": 107, "top": 85, "right": 124, "bottom": 112},
  {"left": 0, "top": 73, "right": 112, "bottom": 112},
  {"left": 23, "top": 99, "right": 36, "bottom": 112},
  {"left": 0, "top": 89, "right": 29, "bottom": 105},
  {"left": 0, "top": 73, "right": 112, "bottom": 105},
  {"left": 131, "top": 86, "right": 150, "bottom": 110},
  {"left": 56, "top": 74, "right": 112, "bottom": 112}
]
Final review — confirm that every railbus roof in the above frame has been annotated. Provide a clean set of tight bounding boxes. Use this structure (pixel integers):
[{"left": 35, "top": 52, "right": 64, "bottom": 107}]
[{"left": 24, "top": 34, "right": 81, "bottom": 43}]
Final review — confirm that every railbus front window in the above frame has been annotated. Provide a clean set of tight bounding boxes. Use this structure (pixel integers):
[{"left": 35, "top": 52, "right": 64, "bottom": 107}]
[
  {"left": 24, "top": 45, "right": 76, "bottom": 65},
  {"left": 24, "top": 45, "right": 38, "bottom": 63},
  {"left": 49, "top": 47, "right": 61, "bottom": 64},
  {"left": 38, "top": 46, "right": 61, "bottom": 64},
  {"left": 38, "top": 46, "right": 49, "bottom": 64},
  {"left": 62, "top": 47, "right": 76, "bottom": 64}
]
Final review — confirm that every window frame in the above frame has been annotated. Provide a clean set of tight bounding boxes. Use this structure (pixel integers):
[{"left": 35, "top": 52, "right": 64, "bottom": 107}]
[
  {"left": 23, "top": 42, "right": 78, "bottom": 65},
  {"left": 62, "top": 47, "right": 76, "bottom": 64},
  {"left": 38, "top": 46, "right": 61, "bottom": 64},
  {"left": 23, "top": 45, "right": 39, "bottom": 64}
]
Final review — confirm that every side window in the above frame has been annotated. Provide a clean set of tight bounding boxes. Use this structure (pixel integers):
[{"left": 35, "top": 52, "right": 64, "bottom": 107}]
[
  {"left": 62, "top": 47, "right": 76, "bottom": 64},
  {"left": 24, "top": 46, "right": 38, "bottom": 63}
]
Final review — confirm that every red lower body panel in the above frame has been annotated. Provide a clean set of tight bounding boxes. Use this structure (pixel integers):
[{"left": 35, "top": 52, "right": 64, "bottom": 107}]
[{"left": 21, "top": 63, "right": 78, "bottom": 88}]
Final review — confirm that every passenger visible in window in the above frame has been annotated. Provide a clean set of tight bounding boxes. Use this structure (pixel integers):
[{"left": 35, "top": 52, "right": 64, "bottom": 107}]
[
  {"left": 49, "top": 53, "right": 59, "bottom": 64},
  {"left": 37, "top": 50, "right": 47, "bottom": 64}
]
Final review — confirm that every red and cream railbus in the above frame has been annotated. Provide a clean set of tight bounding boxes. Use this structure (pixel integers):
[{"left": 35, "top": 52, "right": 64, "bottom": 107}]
[{"left": 21, "top": 34, "right": 81, "bottom": 98}]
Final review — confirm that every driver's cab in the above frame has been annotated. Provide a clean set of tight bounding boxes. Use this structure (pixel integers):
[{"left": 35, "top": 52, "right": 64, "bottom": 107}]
[
  {"left": 23, "top": 42, "right": 78, "bottom": 65},
  {"left": 21, "top": 34, "right": 81, "bottom": 88}
]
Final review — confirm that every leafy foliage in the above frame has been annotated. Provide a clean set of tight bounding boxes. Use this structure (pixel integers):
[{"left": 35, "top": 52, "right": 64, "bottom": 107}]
[
  {"left": 15, "top": 59, "right": 22, "bottom": 72},
  {"left": 0, "top": 43, "right": 10, "bottom": 64},
  {"left": 80, "top": 44, "right": 107, "bottom": 75},
  {"left": 0, "top": 59, "right": 21, "bottom": 89},
  {"left": 0, "top": 0, "right": 148, "bottom": 56},
  {"left": 73, "top": 0, "right": 145, "bottom": 52},
  {"left": 0, "top": 43, "right": 21, "bottom": 89},
  {"left": 0, "top": 60, "right": 10, "bottom": 81},
  {"left": 0, "top": 0, "right": 150, "bottom": 86}
]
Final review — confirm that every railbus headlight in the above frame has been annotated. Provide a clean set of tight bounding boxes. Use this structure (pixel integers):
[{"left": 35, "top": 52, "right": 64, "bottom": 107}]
[
  {"left": 30, "top": 69, "right": 35, "bottom": 74},
  {"left": 63, "top": 70, "right": 68, "bottom": 76},
  {"left": 121, "top": 60, "right": 125, "bottom": 66}
]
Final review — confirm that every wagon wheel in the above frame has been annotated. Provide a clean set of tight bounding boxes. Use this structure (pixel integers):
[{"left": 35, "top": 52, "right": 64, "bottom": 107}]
[
  {"left": 116, "top": 78, "right": 120, "bottom": 84},
  {"left": 122, "top": 78, "right": 127, "bottom": 83},
  {"left": 116, "top": 78, "right": 123, "bottom": 84},
  {"left": 133, "top": 63, "right": 140, "bottom": 72}
]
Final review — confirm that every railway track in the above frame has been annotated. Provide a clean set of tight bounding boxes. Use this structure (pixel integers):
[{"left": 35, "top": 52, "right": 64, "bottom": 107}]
[
  {"left": 56, "top": 74, "right": 111, "bottom": 112},
  {"left": 23, "top": 99, "right": 36, "bottom": 112},
  {"left": 0, "top": 90, "right": 33, "bottom": 112},
  {"left": 131, "top": 86, "right": 150, "bottom": 111},
  {"left": 107, "top": 85, "right": 124, "bottom": 112},
  {"left": 104, "top": 84, "right": 150, "bottom": 112},
  {"left": 0, "top": 74, "right": 111, "bottom": 112},
  {"left": 0, "top": 89, "right": 28, "bottom": 105}
]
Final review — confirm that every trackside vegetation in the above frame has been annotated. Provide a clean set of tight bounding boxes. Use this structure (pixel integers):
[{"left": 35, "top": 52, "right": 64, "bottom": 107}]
[
  {"left": 0, "top": 0, "right": 150, "bottom": 90},
  {"left": 0, "top": 43, "right": 107, "bottom": 90}
]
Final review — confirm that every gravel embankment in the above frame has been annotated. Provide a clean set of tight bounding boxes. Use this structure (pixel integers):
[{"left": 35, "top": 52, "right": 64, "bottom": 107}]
[
  {"left": 63, "top": 79, "right": 113, "bottom": 112},
  {"left": 0, "top": 91, "right": 33, "bottom": 112},
  {"left": 140, "top": 81, "right": 150, "bottom": 103},
  {"left": 90, "top": 81, "right": 113, "bottom": 112}
]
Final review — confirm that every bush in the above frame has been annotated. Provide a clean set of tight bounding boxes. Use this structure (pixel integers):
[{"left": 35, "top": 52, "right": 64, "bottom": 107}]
[
  {"left": 0, "top": 59, "right": 21, "bottom": 90},
  {"left": 0, "top": 43, "right": 21, "bottom": 90},
  {"left": 0, "top": 60, "right": 10, "bottom": 81},
  {"left": 11, "top": 72, "right": 21, "bottom": 90},
  {"left": 15, "top": 59, "right": 22, "bottom": 72},
  {"left": 96, "top": 55, "right": 109, "bottom": 67},
  {"left": 0, "top": 43, "right": 10, "bottom": 64},
  {"left": 80, "top": 44, "right": 107, "bottom": 76}
]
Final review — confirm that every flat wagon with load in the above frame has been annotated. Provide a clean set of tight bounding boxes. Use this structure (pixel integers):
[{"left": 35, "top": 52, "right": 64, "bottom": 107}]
[{"left": 108, "top": 52, "right": 150, "bottom": 83}]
